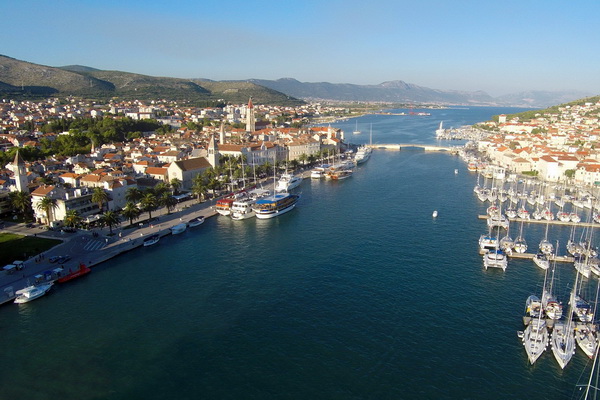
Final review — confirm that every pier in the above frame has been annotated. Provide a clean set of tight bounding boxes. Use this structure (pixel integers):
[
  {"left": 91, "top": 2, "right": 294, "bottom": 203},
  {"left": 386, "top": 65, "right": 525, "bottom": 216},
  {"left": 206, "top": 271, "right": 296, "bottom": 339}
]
[
  {"left": 478, "top": 215, "right": 599, "bottom": 228},
  {"left": 479, "top": 249, "right": 574, "bottom": 263},
  {"left": 368, "top": 143, "right": 457, "bottom": 152}
]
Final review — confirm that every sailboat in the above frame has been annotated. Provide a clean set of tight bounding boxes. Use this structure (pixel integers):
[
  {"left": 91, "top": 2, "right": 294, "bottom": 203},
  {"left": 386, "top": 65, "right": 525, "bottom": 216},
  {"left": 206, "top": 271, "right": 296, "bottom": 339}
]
[
  {"left": 513, "top": 220, "right": 528, "bottom": 254},
  {"left": 575, "top": 278, "right": 600, "bottom": 358},
  {"left": 522, "top": 269, "right": 549, "bottom": 364},
  {"left": 551, "top": 243, "right": 576, "bottom": 369},
  {"left": 353, "top": 119, "right": 361, "bottom": 134}
]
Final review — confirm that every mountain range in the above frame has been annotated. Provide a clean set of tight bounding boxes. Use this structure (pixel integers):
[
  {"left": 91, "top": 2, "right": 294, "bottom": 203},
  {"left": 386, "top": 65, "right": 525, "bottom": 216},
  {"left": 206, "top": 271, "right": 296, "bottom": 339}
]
[
  {"left": 248, "top": 78, "right": 592, "bottom": 108},
  {"left": 0, "top": 55, "right": 592, "bottom": 107}
]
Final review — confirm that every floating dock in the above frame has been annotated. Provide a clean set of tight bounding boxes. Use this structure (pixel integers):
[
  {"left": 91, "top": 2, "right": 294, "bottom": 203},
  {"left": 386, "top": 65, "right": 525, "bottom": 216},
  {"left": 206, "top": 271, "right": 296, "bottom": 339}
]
[{"left": 478, "top": 215, "right": 598, "bottom": 228}]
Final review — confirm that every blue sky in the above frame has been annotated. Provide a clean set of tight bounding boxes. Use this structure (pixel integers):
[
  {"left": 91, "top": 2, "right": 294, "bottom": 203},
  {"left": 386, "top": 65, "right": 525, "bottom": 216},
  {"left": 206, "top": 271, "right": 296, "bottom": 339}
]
[{"left": 3, "top": 0, "right": 599, "bottom": 96}]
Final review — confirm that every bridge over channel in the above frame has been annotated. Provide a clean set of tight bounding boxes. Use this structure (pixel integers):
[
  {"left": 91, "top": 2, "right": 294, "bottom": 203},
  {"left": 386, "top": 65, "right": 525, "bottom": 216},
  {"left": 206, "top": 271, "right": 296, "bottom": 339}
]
[{"left": 367, "top": 143, "right": 457, "bottom": 152}]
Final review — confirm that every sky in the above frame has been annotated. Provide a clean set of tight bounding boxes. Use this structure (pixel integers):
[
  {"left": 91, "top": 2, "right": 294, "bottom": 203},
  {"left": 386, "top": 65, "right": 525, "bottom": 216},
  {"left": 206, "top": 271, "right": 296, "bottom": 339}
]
[{"left": 3, "top": 0, "right": 600, "bottom": 97}]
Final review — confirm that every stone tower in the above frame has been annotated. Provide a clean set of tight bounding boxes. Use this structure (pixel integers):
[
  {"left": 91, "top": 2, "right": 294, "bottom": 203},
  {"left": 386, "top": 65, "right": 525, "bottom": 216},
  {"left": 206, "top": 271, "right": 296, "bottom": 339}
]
[
  {"left": 207, "top": 133, "right": 219, "bottom": 168},
  {"left": 245, "top": 97, "right": 255, "bottom": 133},
  {"left": 12, "top": 149, "right": 28, "bottom": 193}
]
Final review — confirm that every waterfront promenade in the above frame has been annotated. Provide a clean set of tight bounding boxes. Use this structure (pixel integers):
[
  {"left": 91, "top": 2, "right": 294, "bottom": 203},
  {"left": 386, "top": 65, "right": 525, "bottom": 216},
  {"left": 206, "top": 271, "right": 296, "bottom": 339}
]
[{"left": 0, "top": 195, "right": 218, "bottom": 306}]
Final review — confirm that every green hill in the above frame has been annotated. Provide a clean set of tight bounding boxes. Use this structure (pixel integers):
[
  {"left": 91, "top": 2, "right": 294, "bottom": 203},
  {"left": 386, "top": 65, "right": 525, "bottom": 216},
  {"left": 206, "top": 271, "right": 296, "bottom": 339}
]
[{"left": 0, "top": 55, "right": 304, "bottom": 105}]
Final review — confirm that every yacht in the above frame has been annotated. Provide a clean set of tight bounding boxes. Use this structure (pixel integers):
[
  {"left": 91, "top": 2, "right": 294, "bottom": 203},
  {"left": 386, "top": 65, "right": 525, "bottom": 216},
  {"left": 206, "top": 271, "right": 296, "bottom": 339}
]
[
  {"left": 533, "top": 252, "right": 550, "bottom": 270},
  {"left": 275, "top": 172, "right": 303, "bottom": 192},
  {"left": 551, "top": 320, "right": 576, "bottom": 369},
  {"left": 522, "top": 318, "right": 549, "bottom": 365},
  {"left": 354, "top": 146, "right": 372, "bottom": 164},
  {"left": 253, "top": 192, "right": 300, "bottom": 219},
  {"left": 231, "top": 189, "right": 271, "bottom": 221},
  {"left": 14, "top": 283, "right": 53, "bottom": 303},
  {"left": 483, "top": 248, "right": 507, "bottom": 271}
]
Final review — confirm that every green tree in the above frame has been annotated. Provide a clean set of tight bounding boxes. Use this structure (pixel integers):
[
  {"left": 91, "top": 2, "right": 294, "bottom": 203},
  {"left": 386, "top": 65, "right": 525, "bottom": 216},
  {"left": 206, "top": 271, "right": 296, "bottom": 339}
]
[
  {"left": 9, "top": 191, "right": 32, "bottom": 220},
  {"left": 140, "top": 192, "right": 158, "bottom": 220},
  {"left": 170, "top": 178, "right": 182, "bottom": 195},
  {"left": 100, "top": 210, "right": 121, "bottom": 235},
  {"left": 121, "top": 201, "right": 141, "bottom": 226},
  {"left": 191, "top": 180, "right": 208, "bottom": 202},
  {"left": 64, "top": 210, "right": 83, "bottom": 228},
  {"left": 36, "top": 196, "right": 58, "bottom": 226},
  {"left": 126, "top": 187, "right": 143, "bottom": 204},
  {"left": 92, "top": 187, "right": 109, "bottom": 212},
  {"left": 161, "top": 193, "right": 178, "bottom": 214}
]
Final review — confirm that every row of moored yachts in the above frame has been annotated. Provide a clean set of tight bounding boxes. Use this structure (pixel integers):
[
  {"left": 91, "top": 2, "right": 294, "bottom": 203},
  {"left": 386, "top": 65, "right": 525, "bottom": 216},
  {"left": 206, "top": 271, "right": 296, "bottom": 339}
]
[{"left": 472, "top": 171, "right": 600, "bottom": 369}]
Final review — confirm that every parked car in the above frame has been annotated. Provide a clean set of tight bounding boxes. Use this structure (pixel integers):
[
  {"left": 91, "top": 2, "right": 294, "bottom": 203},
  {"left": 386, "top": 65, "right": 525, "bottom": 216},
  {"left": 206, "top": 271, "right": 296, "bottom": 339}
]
[
  {"left": 56, "top": 255, "right": 71, "bottom": 264},
  {"left": 49, "top": 256, "right": 60, "bottom": 263}
]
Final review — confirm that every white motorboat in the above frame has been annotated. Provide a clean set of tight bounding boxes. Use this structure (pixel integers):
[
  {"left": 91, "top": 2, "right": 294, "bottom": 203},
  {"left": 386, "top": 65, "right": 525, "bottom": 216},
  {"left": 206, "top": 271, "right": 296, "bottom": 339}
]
[
  {"left": 143, "top": 234, "right": 160, "bottom": 247},
  {"left": 354, "top": 146, "right": 372, "bottom": 164},
  {"left": 231, "top": 188, "right": 271, "bottom": 221},
  {"left": 432, "top": 210, "right": 438, "bottom": 218},
  {"left": 170, "top": 223, "right": 187, "bottom": 235},
  {"left": 14, "top": 283, "right": 53, "bottom": 303},
  {"left": 188, "top": 216, "right": 205, "bottom": 227},
  {"left": 275, "top": 173, "right": 303, "bottom": 192}
]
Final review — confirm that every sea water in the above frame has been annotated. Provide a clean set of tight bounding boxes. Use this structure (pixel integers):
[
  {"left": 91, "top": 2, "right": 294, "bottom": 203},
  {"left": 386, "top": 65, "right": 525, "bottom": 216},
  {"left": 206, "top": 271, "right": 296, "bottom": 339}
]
[{"left": 1, "top": 106, "right": 594, "bottom": 399}]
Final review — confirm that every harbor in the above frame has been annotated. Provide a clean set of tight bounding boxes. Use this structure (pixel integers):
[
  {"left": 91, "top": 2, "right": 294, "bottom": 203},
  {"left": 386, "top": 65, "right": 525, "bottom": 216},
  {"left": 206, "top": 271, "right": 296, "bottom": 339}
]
[{"left": 2, "top": 106, "right": 592, "bottom": 400}]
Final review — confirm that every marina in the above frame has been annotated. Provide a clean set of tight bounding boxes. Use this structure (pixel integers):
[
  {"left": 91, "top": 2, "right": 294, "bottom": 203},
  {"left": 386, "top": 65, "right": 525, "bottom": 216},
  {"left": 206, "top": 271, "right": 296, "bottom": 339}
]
[{"left": 2, "top": 106, "right": 596, "bottom": 399}]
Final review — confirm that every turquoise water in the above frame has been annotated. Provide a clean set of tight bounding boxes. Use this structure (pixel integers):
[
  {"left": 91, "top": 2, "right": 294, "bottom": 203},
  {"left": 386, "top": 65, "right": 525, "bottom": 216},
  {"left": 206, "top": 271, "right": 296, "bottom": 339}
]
[{"left": 1, "top": 107, "right": 595, "bottom": 399}]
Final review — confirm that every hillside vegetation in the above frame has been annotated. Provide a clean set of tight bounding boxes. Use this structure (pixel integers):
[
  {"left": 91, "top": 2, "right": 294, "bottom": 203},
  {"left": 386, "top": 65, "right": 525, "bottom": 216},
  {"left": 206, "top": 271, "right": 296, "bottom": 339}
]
[{"left": 0, "top": 55, "right": 303, "bottom": 105}]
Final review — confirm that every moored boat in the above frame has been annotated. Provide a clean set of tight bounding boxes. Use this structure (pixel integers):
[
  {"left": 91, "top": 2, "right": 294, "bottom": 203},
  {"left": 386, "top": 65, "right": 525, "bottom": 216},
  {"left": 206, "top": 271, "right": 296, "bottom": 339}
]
[
  {"left": 170, "top": 223, "right": 187, "bottom": 235},
  {"left": 188, "top": 216, "right": 205, "bottom": 227},
  {"left": 57, "top": 262, "right": 91, "bottom": 283},
  {"left": 275, "top": 172, "right": 303, "bottom": 192},
  {"left": 14, "top": 283, "right": 53, "bottom": 303},
  {"left": 143, "top": 234, "right": 160, "bottom": 247},
  {"left": 253, "top": 193, "right": 299, "bottom": 219}
]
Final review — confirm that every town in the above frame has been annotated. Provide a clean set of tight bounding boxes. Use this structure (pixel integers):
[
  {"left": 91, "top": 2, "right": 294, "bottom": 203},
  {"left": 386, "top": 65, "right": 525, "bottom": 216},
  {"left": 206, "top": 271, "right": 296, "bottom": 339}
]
[
  {"left": 0, "top": 97, "right": 355, "bottom": 227},
  {"left": 467, "top": 98, "right": 600, "bottom": 185}
]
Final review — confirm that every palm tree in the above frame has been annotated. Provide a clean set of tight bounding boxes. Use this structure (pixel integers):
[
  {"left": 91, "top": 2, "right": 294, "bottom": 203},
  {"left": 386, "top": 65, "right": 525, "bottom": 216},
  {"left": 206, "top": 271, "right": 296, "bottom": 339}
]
[
  {"left": 125, "top": 187, "right": 143, "bottom": 204},
  {"left": 121, "top": 201, "right": 140, "bottom": 227},
  {"left": 170, "top": 178, "right": 182, "bottom": 195},
  {"left": 153, "top": 182, "right": 171, "bottom": 198},
  {"left": 140, "top": 192, "right": 158, "bottom": 220},
  {"left": 64, "top": 210, "right": 83, "bottom": 228},
  {"left": 161, "top": 193, "right": 178, "bottom": 214},
  {"left": 9, "top": 191, "right": 32, "bottom": 220},
  {"left": 191, "top": 181, "right": 208, "bottom": 202},
  {"left": 100, "top": 210, "right": 120, "bottom": 235},
  {"left": 91, "top": 187, "right": 109, "bottom": 213},
  {"left": 36, "top": 196, "right": 58, "bottom": 226}
]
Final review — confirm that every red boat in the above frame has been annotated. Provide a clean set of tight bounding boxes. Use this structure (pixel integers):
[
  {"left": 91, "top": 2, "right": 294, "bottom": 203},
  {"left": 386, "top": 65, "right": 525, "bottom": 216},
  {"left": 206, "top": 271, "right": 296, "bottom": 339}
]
[{"left": 57, "top": 262, "right": 91, "bottom": 283}]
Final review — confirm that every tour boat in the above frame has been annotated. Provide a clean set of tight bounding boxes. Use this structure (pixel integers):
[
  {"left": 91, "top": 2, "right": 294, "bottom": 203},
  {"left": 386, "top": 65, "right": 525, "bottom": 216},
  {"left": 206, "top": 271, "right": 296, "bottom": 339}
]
[
  {"left": 143, "top": 234, "right": 160, "bottom": 247},
  {"left": 354, "top": 146, "right": 372, "bottom": 164},
  {"left": 14, "top": 283, "right": 53, "bottom": 303},
  {"left": 215, "top": 197, "right": 236, "bottom": 216},
  {"left": 57, "top": 262, "right": 91, "bottom": 283},
  {"left": 329, "top": 169, "right": 353, "bottom": 180},
  {"left": 170, "top": 223, "right": 187, "bottom": 235},
  {"left": 253, "top": 193, "right": 299, "bottom": 219},
  {"left": 188, "top": 216, "right": 205, "bottom": 227}
]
